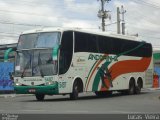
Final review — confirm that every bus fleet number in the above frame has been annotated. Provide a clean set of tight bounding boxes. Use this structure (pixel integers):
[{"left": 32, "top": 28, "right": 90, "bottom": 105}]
[{"left": 59, "top": 82, "right": 66, "bottom": 88}]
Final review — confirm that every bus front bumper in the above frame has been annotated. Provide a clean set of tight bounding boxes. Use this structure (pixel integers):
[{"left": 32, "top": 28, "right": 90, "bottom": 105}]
[{"left": 14, "top": 84, "right": 58, "bottom": 95}]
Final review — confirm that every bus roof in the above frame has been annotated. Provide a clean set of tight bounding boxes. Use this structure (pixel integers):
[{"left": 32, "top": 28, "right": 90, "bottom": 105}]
[{"left": 21, "top": 27, "right": 140, "bottom": 42}]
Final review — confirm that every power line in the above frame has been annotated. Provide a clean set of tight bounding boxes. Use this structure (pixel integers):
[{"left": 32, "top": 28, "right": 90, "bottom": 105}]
[
  {"left": 139, "top": 0, "right": 160, "bottom": 9},
  {"left": 126, "top": 2, "right": 160, "bottom": 24},
  {"left": 139, "top": 34, "right": 160, "bottom": 40},
  {"left": 0, "top": 9, "right": 59, "bottom": 18},
  {"left": 0, "top": 0, "right": 98, "bottom": 10},
  {"left": 0, "top": 34, "right": 18, "bottom": 37},
  {"left": 132, "top": 0, "right": 160, "bottom": 9},
  {"left": 126, "top": 22, "right": 160, "bottom": 34},
  {"left": 0, "top": 20, "right": 61, "bottom": 27},
  {"left": 0, "top": 1, "right": 99, "bottom": 22}
]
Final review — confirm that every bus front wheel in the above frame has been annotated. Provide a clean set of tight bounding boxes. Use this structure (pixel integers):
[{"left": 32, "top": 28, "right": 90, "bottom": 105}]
[
  {"left": 35, "top": 94, "right": 45, "bottom": 101},
  {"left": 70, "top": 81, "right": 79, "bottom": 100}
]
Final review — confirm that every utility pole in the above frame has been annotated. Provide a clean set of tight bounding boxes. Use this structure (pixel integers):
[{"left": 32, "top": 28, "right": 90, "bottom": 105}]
[
  {"left": 117, "top": 7, "right": 121, "bottom": 34},
  {"left": 97, "top": 0, "right": 111, "bottom": 32},
  {"left": 117, "top": 5, "right": 126, "bottom": 35},
  {"left": 120, "top": 5, "right": 126, "bottom": 35}
]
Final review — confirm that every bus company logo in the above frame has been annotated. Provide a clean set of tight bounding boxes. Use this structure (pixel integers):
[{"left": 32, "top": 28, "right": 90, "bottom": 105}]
[
  {"left": 23, "top": 78, "right": 42, "bottom": 82},
  {"left": 76, "top": 56, "right": 85, "bottom": 63},
  {"left": 88, "top": 54, "right": 118, "bottom": 62}
]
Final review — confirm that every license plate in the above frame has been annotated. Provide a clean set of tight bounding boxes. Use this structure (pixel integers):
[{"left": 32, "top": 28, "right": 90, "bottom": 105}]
[{"left": 28, "top": 89, "right": 36, "bottom": 93}]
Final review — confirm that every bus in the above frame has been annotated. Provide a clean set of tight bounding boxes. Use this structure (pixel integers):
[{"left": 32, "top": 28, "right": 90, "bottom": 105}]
[{"left": 14, "top": 28, "right": 153, "bottom": 101}]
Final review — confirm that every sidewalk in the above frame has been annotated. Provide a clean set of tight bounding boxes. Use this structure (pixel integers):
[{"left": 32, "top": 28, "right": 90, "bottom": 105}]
[
  {"left": 0, "top": 93, "right": 33, "bottom": 98},
  {"left": 146, "top": 87, "right": 160, "bottom": 91}
]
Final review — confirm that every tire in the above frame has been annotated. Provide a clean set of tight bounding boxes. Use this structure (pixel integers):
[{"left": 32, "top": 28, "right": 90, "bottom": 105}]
[
  {"left": 95, "top": 91, "right": 112, "bottom": 97},
  {"left": 70, "top": 81, "right": 79, "bottom": 100},
  {"left": 127, "top": 79, "right": 135, "bottom": 95},
  {"left": 35, "top": 94, "right": 45, "bottom": 101},
  {"left": 135, "top": 80, "right": 142, "bottom": 94}
]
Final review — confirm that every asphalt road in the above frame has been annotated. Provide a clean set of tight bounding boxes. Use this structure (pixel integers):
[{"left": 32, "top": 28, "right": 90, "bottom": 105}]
[{"left": 0, "top": 89, "right": 160, "bottom": 114}]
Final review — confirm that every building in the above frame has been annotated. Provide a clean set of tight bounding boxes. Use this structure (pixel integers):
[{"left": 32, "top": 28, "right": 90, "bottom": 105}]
[
  {"left": 153, "top": 50, "right": 160, "bottom": 88},
  {"left": 0, "top": 43, "right": 17, "bottom": 93},
  {"left": 0, "top": 43, "right": 17, "bottom": 62}
]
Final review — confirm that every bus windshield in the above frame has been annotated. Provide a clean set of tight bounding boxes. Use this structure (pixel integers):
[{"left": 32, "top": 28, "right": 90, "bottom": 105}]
[
  {"left": 15, "top": 32, "right": 60, "bottom": 77},
  {"left": 17, "top": 32, "right": 61, "bottom": 49},
  {"left": 15, "top": 49, "right": 58, "bottom": 77}
]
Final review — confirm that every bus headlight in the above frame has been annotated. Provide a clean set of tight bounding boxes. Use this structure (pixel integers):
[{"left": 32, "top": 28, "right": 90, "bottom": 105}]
[
  {"left": 15, "top": 82, "right": 22, "bottom": 86},
  {"left": 45, "top": 81, "right": 57, "bottom": 85},
  {"left": 14, "top": 79, "right": 22, "bottom": 86}
]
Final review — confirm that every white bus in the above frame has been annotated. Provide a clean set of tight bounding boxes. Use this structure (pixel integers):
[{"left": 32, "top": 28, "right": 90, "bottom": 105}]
[{"left": 14, "top": 28, "right": 153, "bottom": 101}]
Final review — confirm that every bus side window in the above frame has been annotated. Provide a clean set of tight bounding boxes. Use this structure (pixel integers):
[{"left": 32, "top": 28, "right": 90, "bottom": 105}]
[{"left": 59, "top": 31, "right": 73, "bottom": 75}]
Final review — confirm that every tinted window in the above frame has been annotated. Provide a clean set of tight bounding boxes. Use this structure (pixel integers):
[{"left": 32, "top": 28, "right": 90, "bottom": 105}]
[
  {"left": 36, "top": 32, "right": 60, "bottom": 48},
  {"left": 75, "top": 32, "right": 99, "bottom": 53},
  {"left": 98, "top": 35, "right": 113, "bottom": 54},
  {"left": 59, "top": 31, "right": 73, "bottom": 74},
  {"left": 18, "top": 34, "right": 37, "bottom": 49},
  {"left": 74, "top": 31, "right": 152, "bottom": 57},
  {"left": 17, "top": 32, "right": 60, "bottom": 49}
]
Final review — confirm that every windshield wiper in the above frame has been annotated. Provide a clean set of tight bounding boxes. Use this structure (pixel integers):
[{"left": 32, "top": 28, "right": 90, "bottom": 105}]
[
  {"left": 21, "top": 58, "right": 31, "bottom": 78},
  {"left": 38, "top": 52, "right": 44, "bottom": 77}
]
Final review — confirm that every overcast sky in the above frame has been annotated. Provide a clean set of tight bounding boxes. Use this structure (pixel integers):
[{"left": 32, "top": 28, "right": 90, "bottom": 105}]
[{"left": 0, "top": 0, "right": 160, "bottom": 49}]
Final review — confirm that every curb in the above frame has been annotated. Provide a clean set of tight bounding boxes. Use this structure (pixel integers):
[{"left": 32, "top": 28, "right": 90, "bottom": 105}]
[
  {"left": 147, "top": 88, "right": 160, "bottom": 91},
  {"left": 0, "top": 94, "right": 33, "bottom": 98}
]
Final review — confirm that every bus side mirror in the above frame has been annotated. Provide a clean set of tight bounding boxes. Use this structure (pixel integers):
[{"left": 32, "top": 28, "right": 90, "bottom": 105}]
[
  {"left": 58, "top": 45, "right": 61, "bottom": 49},
  {"left": 52, "top": 45, "right": 59, "bottom": 61}
]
